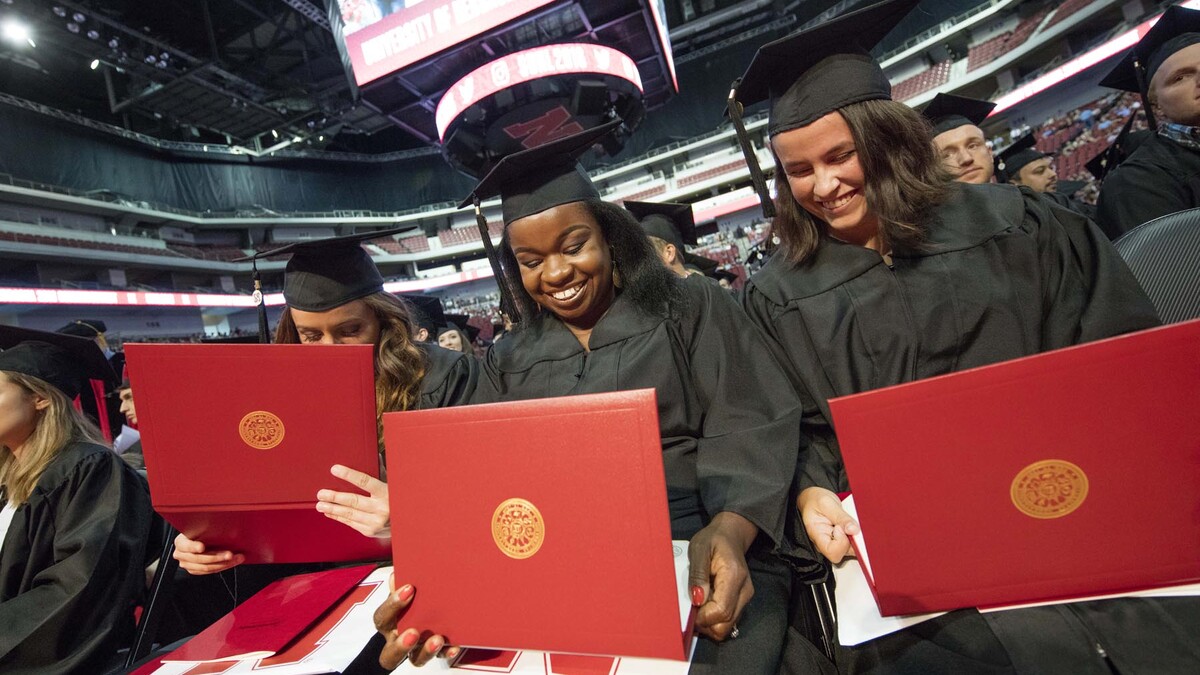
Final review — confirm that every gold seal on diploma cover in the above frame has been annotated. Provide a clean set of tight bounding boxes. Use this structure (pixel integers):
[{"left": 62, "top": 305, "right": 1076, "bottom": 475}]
[
  {"left": 238, "top": 411, "right": 285, "bottom": 450},
  {"left": 491, "top": 498, "right": 545, "bottom": 559},
  {"left": 1010, "top": 459, "right": 1088, "bottom": 519}
]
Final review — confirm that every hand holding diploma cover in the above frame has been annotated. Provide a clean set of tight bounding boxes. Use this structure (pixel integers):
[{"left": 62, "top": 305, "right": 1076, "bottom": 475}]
[
  {"left": 381, "top": 389, "right": 697, "bottom": 662},
  {"left": 125, "top": 343, "right": 392, "bottom": 564},
  {"left": 826, "top": 319, "right": 1200, "bottom": 619}
]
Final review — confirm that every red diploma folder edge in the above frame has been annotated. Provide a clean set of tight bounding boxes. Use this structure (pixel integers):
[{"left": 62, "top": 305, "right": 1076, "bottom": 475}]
[{"left": 830, "top": 320, "right": 1200, "bottom": 615}]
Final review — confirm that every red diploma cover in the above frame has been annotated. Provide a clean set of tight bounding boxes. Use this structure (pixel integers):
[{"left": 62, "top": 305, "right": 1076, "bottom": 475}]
[
  {"left": 126, "top": 343, "right": 391, "bottom": 564},
  {"left": 829, "top": 319, "right": 1200, "bottom": 616},
  {"left": 382, "top": 389, "right": 692, "bottom": 660}
]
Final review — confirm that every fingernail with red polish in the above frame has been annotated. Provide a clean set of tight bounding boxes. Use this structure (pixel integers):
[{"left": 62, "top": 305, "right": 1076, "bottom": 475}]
[
  {"left": 400, "top": 630, "right": 419, "bottom": 648},
  {"left": 691, "top": 585, "right": 705, "bottom": 606},
  {"left": 397, "top": 584, "right": 414, "bottom": 603}
]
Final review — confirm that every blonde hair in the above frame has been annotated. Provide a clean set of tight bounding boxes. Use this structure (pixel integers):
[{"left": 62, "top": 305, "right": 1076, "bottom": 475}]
[
  {"left": 274, "top": 292, "right": 428, "bottom": 450},
  {"left": 0, "top": 371, "right": 106, "bottom": 505}
]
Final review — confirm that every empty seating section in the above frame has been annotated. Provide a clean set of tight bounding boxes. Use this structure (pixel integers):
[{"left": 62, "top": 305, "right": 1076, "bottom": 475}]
[
  {"left": 0, "top": 230, "right": 187, "bottom": 257},
  {"left": 165, "top": 244, "right": 248, "bottom": 261},
  {"left": 398, "top": 233, "right": 430, "bottom": 252},
  {"left": 1045, "top": 0, "right": 1093, "bottom": 30},
  {"left": 967, "top": 9, "right": 1048, "bottom": 72},
  {"left": 618, "top": 185, "right": 667, "bottom": 202},
  {"left": 890, "top": 60, "right": 952, "bottom": 101},
  {"left": 676, "top": 159, "right": 748, "bottom": 188}
]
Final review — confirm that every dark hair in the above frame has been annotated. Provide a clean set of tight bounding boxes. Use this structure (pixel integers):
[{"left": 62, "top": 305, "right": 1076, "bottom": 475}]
[
  {"left": 498, "top": 199, "right": 687, "bottom": 327},
  {"left": 770, "top": 99, "right": 953, "bottom": 264},
  {"left": 275, "top": 292, "right": 427, "bottom": 448}
]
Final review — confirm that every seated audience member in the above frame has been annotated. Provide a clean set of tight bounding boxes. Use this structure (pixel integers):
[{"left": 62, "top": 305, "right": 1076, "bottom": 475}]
[
  {"left": 998, "top": 133, "right": 1096, "bottom": 219},
  {"left": 401, "top": 294, "right": 447, "bottom": 343},
  {"left": 114, "top": 380, "right": 144, "bottom": 470},
  {"left": 436, "top": 315, "right": 478, "bottom": 354},
  {"left": 0, "top": 331, "right": 153, "bottom": 673},
  {"left": 727, "top": 0, "right": 1197, "bottom": 672},
  {"left": 173, "top": 232, "right": 476, "bottom": 574},
  {"left": 376, "top": 122, "right": 815, "bottom": 674},
  {"left": 625, "top": 200, "right": 707, "bottom": 278},
  {"left": 56, "top": 319, "right": 124, "bottom": 440},
  {"left": 1098, "top": 5, "right": 1200, "bottom": 238},
  {"left": 922, "top": 93, "right": 997, "bottom": 184}
]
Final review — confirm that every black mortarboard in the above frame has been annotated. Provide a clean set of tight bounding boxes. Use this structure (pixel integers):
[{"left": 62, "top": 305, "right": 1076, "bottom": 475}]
[
  {"left": 995, "top": 133, "right": 1046, "bottom": 181},
  {"left": 1056, "top": 180, "right": 1086, "bottom": 196},
  {"left": 921, "top": 93, "right": 997, "bottom": 136},
  {"left": 438, "top": 314, "right": 480, "bottom": 344},
  {"left": 1087, "top": 120, "right": 1152, "bottom": 181},
  {"left": 1100, "top": 5, "right": 1200, "bottom": 95},
  {"left": 57, "top": 319, "right": 108, "bottom": 338},
  {"left": 626, "top": 201, "right": 698, "bottom": 248},
  {"left": 733, "top": 0, "right": 919, "bottom": 136},
  {"left": 400, "top": 294, "right": 446, "bottom": 339},
  {"left": 236, "top": 228, "right": 407, "bottom": 312},
  {"left": 0, "top": 326, "right": 118, "bottom": 398},
  {"left": 459, "top": 120, "right": 622, "bottom": 225},
  {"left": 710, "top": 268, "right": 738, "bottom": 284}
]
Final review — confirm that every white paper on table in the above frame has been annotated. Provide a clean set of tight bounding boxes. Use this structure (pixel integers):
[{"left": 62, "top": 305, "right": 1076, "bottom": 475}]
[
  {"left": 394, "top": 540, "right": 697, "bottom": 674},
  {"left": 835, "top": 495, "right": 1200, "bottom": 646},
  {"left": 149, "top": 566, "right": 392, "bottom": 674}
]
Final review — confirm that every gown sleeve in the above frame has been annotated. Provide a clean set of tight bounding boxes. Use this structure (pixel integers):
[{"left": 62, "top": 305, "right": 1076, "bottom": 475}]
[
  {"left": 1095, "top": 160, "right": 1190, "bottom": 240},
  {"left": 418, "top": 344, "right": 480, "bottom": 409},
  {"left": 1022, "top": 187, "right": 1161, "bottom": 347},
  {"left": 0, "top": 448, "right": 152, "bottom": 672},
  {"left": 683, "top": 279, "right": 821, "bottom": 576}
]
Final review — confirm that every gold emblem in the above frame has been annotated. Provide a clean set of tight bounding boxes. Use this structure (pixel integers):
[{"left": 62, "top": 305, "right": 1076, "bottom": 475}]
[
  {"left": 238, "top": 411, "right": 285, "bottom": 450},
  {"left": 491, "top": 498, "right": 545, "bottom": 559},
  {"left": 1010, "top": 459, "right": 1088, "bottom": 519}
]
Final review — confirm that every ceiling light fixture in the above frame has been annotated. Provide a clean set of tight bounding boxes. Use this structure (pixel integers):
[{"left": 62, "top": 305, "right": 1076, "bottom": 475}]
[
  {"left": 90, "top": 58, "right": 99, "bottom": 70},
  {"left": 2, "top": 19, "right": 34, "bottom": 48}
]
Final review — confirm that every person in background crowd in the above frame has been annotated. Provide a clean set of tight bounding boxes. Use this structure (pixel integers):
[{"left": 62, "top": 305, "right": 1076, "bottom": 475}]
[
  {"left": 0, "top": 329, "right": 153, "bottom": 673},
  {"left": 922, "top": 93, "right": 998, "bottom": 184},
  {"left": 375, "top": 122, "right": 814, "bottom": 674},
  {"left": 625, "top": 200, "right": 709, "bottom": 278},
  {"left": 173, "top": 232, "right": 476, "bottom": 573},
  {"left": 56, "top": 319, "right": 125, "bottom": 441},
  {"left": 729, "top": 0, "right": 1196, "bottom": 672},
  {"left": 114, "top": 380, "right": 144, "bottom": 471},
  {"left": 1097, "top": 5, "right": 1200, "bottom": 238},
  {"left": 401, "top": 294, "right": 448, "bottom": 343},
  {"left": 997, "top": 134, "right": 1097, "bottom": 219},
  {"left": 436, "top": 315, "right": 477, "bottom": 354}
]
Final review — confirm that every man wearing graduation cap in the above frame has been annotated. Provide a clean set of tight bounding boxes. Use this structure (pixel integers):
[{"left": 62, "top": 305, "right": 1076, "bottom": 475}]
[
  {"left": 922, "top": 93, "right": 998, "bottom": 184},
  {"left": 57, "top": 318, "right": 126, "bottom": 440},
  {"left": 401, "top": 294, "right": 448, "bottom": 343},
  {"left": 1097, "top": 4, "right": 1200, "bottom": 238},
  {"left": 625, "top": 200, "right": 714, "bottom": 278},
  {"left": 998, "top": 133, "right": 1098, "bottom": 219},
  {"left": 727, "top": 0, "right": 1184, "bottom": 672}
]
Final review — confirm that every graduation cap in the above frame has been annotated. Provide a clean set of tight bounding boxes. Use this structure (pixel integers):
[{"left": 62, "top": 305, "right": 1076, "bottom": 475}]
[
  {"left": 459, "top": 120, "right": 623, "bottom": 322},
  {"left": 995, "top": 133, "right": 1046, "bottom": 182},
  {"left": 626, "top": 201, "right": 698, "bottom": 248},
  {"left": 921, "top": 93, "right": 997, "bottom": 136},
  {"left": 1086, "top": 116, "right": 1152, "bottom": 181},
  {"left": 236, "top": 228, "right": 407, "bottom": 314},
  {"left": 727, "top": 0, "right": 921, "bottom": 218},
  {"left": 0, "top": 326, "right": 118, "bottom": 398},
  {"left": 710, "top": 268, "right": 739, "bottom": 284},
  {"left": 1056, "top": 180, "right": 1086, "bottom": 197},
  {"left": 400, "top": 294, "right": 446, "bottom": 340},
  {"left": 56, "top": 319, "right": 108, "bottom": 338},
  {"left": 439, "top": 314, "right": 480, "bottom": 344},
  {"left": 1099, "top": 5, "right": 1200, "bottom": 128}
]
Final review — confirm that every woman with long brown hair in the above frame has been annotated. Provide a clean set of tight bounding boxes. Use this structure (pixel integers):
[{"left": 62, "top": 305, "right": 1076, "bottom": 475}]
[
  {"left": 173, "top": 232, "right": 476, "bottom": 573},
  {"left": 0, "top": 331, "right": 153, "bottom": 672},
  {"left": 727, "top": 1, "right": 1194, "bottom": 673}
]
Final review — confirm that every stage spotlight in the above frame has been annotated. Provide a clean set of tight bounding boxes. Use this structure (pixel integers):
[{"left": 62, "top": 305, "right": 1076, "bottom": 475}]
[
  {"left": 270, "top": 129, "right": 279, "bottom": 139},
  {"left": 67, "top": 22, "right": 79, "bottom": 33},
  {"left": 108, "top": 37, "right": 119, "bottom": 49},
  {"left": 2, "top": 19, "right": 34, "bottom": 47},
  {"left": 53, "top": 6, "right": 67, "bottom": 17},
  {"left": 90, "top": 59, "right": 99, "bottom": 70},
  {"left": 86, "top": 29, "right": 98, "bottom": 39},
  {"left": 72, "top": 12, "right": 86, "bottom": 23}
]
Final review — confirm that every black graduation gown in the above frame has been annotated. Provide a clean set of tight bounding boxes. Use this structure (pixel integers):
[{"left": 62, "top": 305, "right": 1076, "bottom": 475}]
[
  {"left": 744, "top": 182, "right": 1199, "bottom": 674},
  {"left": 1041, "top": 190, "right": 1098, "bottom": 222},
  {"left": 415, "top": 341, "right": 478, "bottom": 409},
  {"left": 1096, "top": 132, "right": 1200, "bottom": 240},
  {"left": 0, "top": 441, "right": 153, "bottom": 674},
  {"left": 474, "top": 276, "right": 812, "bottom": 674}
]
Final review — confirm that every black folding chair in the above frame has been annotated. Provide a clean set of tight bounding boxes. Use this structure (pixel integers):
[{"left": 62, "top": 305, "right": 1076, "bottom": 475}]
[
  {"left": 124, "top": 523, "right": 179, "bottom": 668},
  {"left": 1113, "top": 207, "right": 1200, "bottom": 324}
]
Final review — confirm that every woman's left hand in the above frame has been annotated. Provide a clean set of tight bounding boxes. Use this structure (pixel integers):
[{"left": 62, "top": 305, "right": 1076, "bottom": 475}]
[
  {"left": 315, "top": 464, "right": 390, "bottom": 538},
  {"left": 374, "top": 575, "right": 462, "bottom": 670},
  {"left": 687, "top": 511, "right": 758, "bottom": 642}
]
